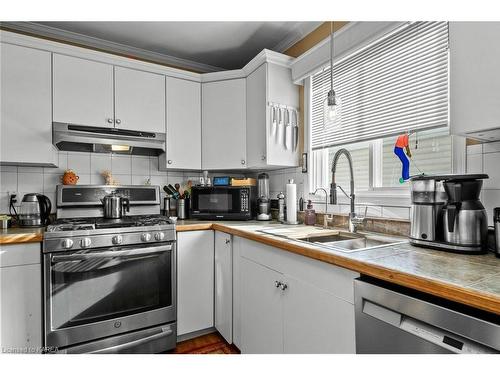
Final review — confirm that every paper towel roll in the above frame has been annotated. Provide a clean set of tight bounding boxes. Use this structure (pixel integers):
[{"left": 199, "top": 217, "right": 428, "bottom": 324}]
[{"left": 286, "top": 179, "right": 297, "bottom": 224}]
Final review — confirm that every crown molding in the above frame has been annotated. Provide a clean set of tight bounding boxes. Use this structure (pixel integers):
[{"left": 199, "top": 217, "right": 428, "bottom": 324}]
[
  {"left": 1, "top": 21, "right": 224, "bottom": 73},
  {"left": 201, "top": 49, "right": 295, "bottom": 83},
  {"left": 272, "top": 22, "right": 323, "bottom": 53}
]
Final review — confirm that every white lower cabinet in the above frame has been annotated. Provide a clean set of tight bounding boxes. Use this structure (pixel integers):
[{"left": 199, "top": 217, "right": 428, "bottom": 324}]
[
  {"left": 214, "top": 232, "right": 233, "bottom": 343},
  {"left": 240, "top": 257, "right": 284, "bottom": 353},
  {"left": 235, "top": 237, "right": 358, "bottom": 354},
  {"left": 176, "top": 230, "right": 214, "bottom": 337},
  {"left": 0, "top": 243, "right": 42, "bottom": 352}
]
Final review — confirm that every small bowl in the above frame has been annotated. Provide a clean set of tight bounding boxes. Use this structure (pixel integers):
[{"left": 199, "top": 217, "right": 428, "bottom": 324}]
[{"left": 169, "top": 216, "right": 178, "bottom": 224}]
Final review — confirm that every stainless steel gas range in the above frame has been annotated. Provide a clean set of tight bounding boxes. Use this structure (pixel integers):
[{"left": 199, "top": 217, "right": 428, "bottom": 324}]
[{"left": 43, "top": 185, "right": 176, "bottom": 354}]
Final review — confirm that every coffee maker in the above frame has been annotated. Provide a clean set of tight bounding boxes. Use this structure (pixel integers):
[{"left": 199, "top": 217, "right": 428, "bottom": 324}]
[
  {"left": 409, "top": 174, "right": 489, "bottom": 254},
  {"left": 257, "top": 173, "right": 271, "bottom": 221}
]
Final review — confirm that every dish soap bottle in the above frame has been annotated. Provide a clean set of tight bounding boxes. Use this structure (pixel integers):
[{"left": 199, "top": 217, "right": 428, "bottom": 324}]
[{"left": 304, "top": 200, "right": 316, "bottom": 226}]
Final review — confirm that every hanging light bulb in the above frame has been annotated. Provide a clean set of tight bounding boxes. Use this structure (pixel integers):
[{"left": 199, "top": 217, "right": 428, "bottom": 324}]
[{"left": 323, "top": 21, "right": 342, "bottom": 130}]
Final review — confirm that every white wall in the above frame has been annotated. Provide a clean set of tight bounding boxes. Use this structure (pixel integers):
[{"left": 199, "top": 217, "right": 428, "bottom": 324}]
[
  {"left": 267, "top": 141, "right": 500, "bottom": 223},
  {"left": 0, "top": 151, "right": 202, "bottom": 214}
]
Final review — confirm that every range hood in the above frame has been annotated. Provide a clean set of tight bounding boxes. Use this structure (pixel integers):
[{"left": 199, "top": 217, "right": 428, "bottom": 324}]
[{"left": 52, "top": 122, "right": 166, "bottom": 156}]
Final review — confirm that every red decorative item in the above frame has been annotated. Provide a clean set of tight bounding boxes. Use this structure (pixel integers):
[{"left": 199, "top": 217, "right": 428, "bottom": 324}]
[{"left": 61, "top": 170, "right": 79, "bottom": 185}]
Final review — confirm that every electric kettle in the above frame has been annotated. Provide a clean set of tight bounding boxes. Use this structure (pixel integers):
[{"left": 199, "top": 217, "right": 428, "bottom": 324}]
[{"left": 18, "top": 193, "right": 51, "bottom": 227}]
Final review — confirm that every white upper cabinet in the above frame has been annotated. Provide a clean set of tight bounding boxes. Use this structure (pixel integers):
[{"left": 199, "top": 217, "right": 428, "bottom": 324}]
[
  {"left": 160, "top": 77, "right": 202, "bottom": 170},
  {"left": 202, "top": 78, "right": 247, "bottom": 170},
  {"left": 450, "top": 22, "right": 500, "bottom": 137},
  {"left": 114, "top": 66, "right": 165, "bottom": 133},
  {"left": 53, "top": 54, "right": 114, "bottom": 127},
  {"left": 1, "top": 43, "right": 57, "bottom": 166},
  {"left": 54, "top": 55, "right": 166, "bottom": 133},
  {"left": 246, "top": 62, "right": 300, "bottom": 169}
]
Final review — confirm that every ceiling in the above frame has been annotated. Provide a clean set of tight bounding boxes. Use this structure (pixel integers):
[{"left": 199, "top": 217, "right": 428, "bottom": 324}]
[{"left": 12, "top": 22, "right": 322, "bottom": 71}]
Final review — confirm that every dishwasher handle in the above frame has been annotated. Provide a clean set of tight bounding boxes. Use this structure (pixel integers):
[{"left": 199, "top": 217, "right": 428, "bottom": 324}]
[{"left": 362, "top": 299, "right": 497, "bottom": 354}]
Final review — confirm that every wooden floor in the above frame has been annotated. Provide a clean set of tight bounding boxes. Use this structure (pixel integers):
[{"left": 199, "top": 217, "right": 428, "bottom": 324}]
[{"left": 171, "top": 332, "right": 240, "bottom": 354}]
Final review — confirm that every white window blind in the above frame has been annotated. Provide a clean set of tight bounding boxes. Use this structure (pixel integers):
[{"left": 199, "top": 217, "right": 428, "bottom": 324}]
[{"left": 311, "top": 21, "right": 449, "bottom": 150}]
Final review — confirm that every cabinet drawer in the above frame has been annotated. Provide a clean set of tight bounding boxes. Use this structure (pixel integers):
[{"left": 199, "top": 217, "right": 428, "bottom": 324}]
[
  {"left": 239, "top": 237, "right": 358, "bottom": 303},
  {"left": 0, "top": 243, "right": 41, "bottom": 268}
]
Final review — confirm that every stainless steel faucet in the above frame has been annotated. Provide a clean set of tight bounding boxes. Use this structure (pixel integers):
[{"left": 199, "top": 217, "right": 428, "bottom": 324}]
[
  {"left": 330, "top": 148, "right": 364, "bottom": 233},
  {"left": 313, "top": 188, "right": 332, "bottom": 229}
]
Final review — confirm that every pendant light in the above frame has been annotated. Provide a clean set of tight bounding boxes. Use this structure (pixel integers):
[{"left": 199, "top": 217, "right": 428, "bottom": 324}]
[{"left": 323, "top": 21, "right": 342, "bottom": 129}]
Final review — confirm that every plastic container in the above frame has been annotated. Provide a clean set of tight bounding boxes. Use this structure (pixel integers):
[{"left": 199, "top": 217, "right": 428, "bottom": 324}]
[{"left": 304, "top": 200, "right": 316, "bottom": 226}]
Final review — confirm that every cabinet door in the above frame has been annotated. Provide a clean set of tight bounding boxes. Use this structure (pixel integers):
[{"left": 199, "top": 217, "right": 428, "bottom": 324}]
[
  {"left": 1, "top": 43, "right": 57, "bottom": 166},
  {"left": 177, "top": 230, "right": 214, "bottom": 336},
  {"left": 163, "top": 77, "right": 201, "bottom": 169},
  {"left": 202, "top": 79, "right": 247, "bottom": 169},
  {"left": 114, "top": 66, "right": 166, "bottom": 133},
  {"left": 450, "top": 22, "right": 500, "bottom": 136},
  {"left": 0, "top": 243, "right": 42, "bottom": 353},
  {"left": 240, "top": 257, "right": 283, "bottom": 353},
  {"left": 53, "top": 54, "right": 114, "bottom": 127},
  {"left": 214, "top": 232, "right": 232, "bottom": 343},
  {"left": 246, "top": 64, "right": 268, "bottom": 169},
  {"left": 282, "top": 275, "right": 356, "bottom": 353}
]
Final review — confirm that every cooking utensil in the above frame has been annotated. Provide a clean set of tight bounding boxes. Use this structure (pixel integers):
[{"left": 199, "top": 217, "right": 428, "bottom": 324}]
[
  {"left": 284, "top": 108, "right": 291, "bottom": 150},
  {"left": 276, "top": 107, "right": 283, "bottom": 144},
  {"left": 292, "top": 109, "right": 299, "bottom": 151},
  {"left": 100, "top": 193, "right": 130, "bottom": 219},
  {"left": 270, "top": 105, "right": 277, "bottom": 137}
]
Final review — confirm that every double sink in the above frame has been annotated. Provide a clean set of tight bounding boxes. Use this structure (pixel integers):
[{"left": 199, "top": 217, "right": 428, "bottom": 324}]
[{"left": 257, "top": 226, "right": 406, "bottom": 253}]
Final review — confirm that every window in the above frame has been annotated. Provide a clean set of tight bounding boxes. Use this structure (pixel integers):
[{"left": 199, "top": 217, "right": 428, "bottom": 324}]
[{"left": 309, "top": 22, "right": 452, "bottom": 197}]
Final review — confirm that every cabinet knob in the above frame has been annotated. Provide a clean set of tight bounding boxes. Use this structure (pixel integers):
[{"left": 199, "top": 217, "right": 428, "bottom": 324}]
[
  {"left": 115, "top": 119, "right": 121, "bottom": 125},
  {"left": 107, "top": 118, "right": 113, "bottom": 124},
  {"left": 225, "top": 238, "right": 231, "bottom": 244},
  {"left": 280, "top": 283, "right": 288, "bottom": 291},
  {"left": 275, "top": 280, "right": 282, "bottom": 288},
  {"left": 261, "top": 155, "right": 266, "bottom": 161},
  {"left": 241, "top": 159, "right": 246, "bottom": 165},
  {"left": 167, "top": 160, "right": 173, "bottom": 165}
]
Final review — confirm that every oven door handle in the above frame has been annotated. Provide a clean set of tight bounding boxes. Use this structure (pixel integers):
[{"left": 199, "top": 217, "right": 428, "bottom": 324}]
[
  {"left": 51, "top": 244, "right": 173, "bottom": 263},
  {"left": 89, "top": 327, "right": 174, "bottom": 354}
]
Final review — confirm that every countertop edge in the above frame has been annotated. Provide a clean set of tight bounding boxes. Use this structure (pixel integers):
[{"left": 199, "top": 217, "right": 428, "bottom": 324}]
[
  {"left": 2, "top": 222, "right": 499, "bottom": 314},
  {"left": 211, "top": 223, "right": 500, "bottom": 315}
]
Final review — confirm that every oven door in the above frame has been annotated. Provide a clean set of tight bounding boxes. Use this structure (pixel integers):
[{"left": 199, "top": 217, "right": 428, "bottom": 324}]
[{"left": 44, "top": 242, "right": 176, "bottom": 349}]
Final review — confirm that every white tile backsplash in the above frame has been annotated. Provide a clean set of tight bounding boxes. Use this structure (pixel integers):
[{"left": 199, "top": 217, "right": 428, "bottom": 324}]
[
  {"left": 0, "top": 172, "right": 17, "bottom": 192},
  {"left": 18, "top": 172, "right": 43, "bottom": 192},
  {"left": 483, "top": 152, "right": 500, "bottom": 189},
  {"left": 91, "top": 154, "right": 112, "bottom": 173},
  {"left": 111, "top": 155, "right": 132, "bottom": 175},
  {"left": 483, "top": 141, "right": 500, "bottom": 153},
  {"left": 132, "top": 156, "right": 150, "bottom": 176},
  {"left": 67, "top": 152, "right": 91, "bottom": 174},
  {"left": 467, "top": 143, "right": 500, "bottom": 225},
  {"left": 466, "top": 154, "right": 483, "bottom": 174}
]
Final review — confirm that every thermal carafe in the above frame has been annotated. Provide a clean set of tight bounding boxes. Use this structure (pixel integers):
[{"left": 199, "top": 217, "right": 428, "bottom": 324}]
[{"left": 442, "top": 179, "right": 488, "bottom": 250}]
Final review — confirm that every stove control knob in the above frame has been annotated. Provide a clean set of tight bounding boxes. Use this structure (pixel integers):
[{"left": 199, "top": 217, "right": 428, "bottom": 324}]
[
  {"left": 154, "top": 232, "right": 165, "bottom": 241},
  {"left": 80, "top": 237, "right": 92, "bottom": 248},
  {"left": 61, "top": 239, "right": 74, "bottom": 249},
  {"left": 112, "top": 235, "right": 123, "bottom": 245},
  {"left": 141, "top": 233, "right": 152, "bottom": 242}
]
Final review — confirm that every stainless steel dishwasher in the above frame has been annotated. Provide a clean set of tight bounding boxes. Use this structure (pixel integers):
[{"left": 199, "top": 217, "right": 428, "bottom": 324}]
[{"left": 354, "top": 278, "right": 500, "bottom": 353}]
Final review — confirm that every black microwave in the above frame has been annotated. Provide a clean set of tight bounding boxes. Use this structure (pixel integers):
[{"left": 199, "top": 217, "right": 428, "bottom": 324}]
[{"left": 190, "top": 186, "right": 256, "bottom": 220}]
